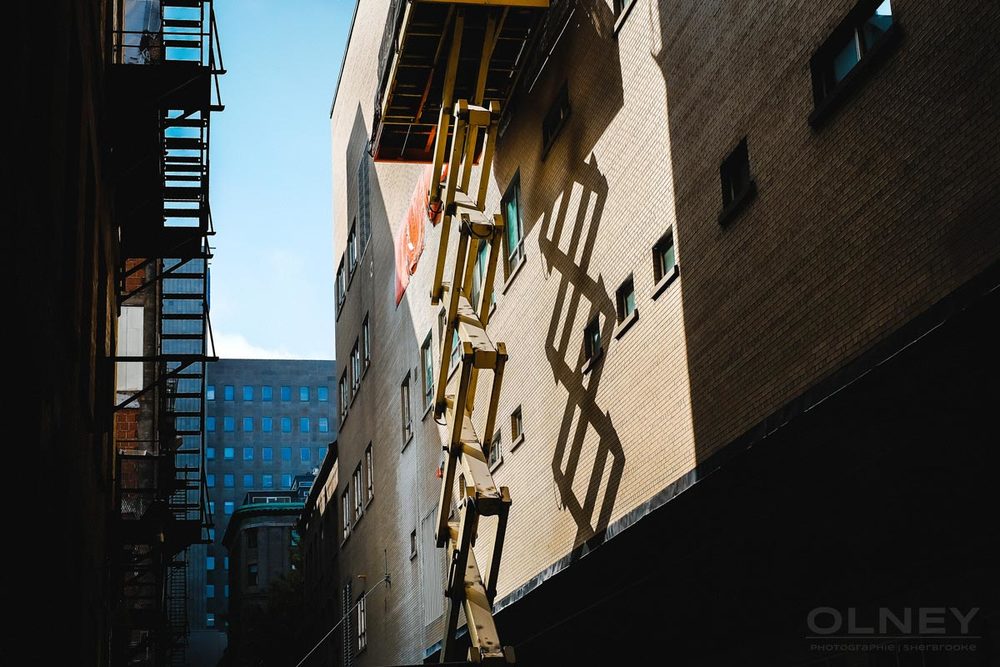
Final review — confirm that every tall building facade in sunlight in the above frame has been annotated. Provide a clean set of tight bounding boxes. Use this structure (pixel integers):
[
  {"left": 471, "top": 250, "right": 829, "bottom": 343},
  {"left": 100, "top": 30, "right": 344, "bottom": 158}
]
[
  {"left": 187, "top": 359, "right": 336, "bottom": 667},
  {"left": 316, "top": 0, "right": 999, "bottom": 665}
]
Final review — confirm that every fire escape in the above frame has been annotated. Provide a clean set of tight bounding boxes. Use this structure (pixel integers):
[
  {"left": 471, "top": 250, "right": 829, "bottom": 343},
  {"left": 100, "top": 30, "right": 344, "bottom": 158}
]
[
  {"left": 373, "top": 0, "right": 551, "bottom": 662},
  {"left": 110, "top": 1, "right": 224, "bottom": 665}
]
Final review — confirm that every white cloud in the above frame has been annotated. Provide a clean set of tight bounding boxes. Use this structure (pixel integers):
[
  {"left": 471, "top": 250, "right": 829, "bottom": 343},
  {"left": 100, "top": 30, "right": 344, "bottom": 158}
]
[{"left": 213, "top": 332, "right": 296, "bottom": 360}]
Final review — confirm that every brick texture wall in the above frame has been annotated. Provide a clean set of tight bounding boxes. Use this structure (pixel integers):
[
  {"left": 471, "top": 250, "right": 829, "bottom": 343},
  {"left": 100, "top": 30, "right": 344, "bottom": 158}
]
[{"left": 328, "top": 0, "right": 1000, "bottom": 663}]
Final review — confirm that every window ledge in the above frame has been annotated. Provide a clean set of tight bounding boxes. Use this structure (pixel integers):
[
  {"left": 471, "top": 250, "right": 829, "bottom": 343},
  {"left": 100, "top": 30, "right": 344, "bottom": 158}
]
[
  {"left": 613, "top": 0, "right": 639, "bottom": 36},
  {"left": 613, "top": 309, "right": 639, "bottom": 340},
  {"left": 489, "top": 456, "right": 504, "bottom": 473},
  {"left": 502, "top": 254, "right": 528, "bottom": 295},
  {"left": 652, "top": 264, "right": 680, "bottom": 300},
  {"left": 809, "top": 23, "right": 902, "bottom": 130},
  {"left": 718, "top": 180, "right": 757, "bottom": 227},
  {"left": 582, "top": 348, "right": 604, "bottom": 375},
  {"left": 510, "top": 433, "right": 525, "bottom": 452}
]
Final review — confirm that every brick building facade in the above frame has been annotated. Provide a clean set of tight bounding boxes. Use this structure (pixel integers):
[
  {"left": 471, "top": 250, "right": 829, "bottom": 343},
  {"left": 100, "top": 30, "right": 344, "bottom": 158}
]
[{"left": 320, "top": 0, "right": 999, "bottom": 664}]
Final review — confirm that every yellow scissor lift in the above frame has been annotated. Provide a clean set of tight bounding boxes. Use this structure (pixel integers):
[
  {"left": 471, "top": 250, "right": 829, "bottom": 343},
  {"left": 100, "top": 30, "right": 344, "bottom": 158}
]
[{"left": 372, "top": 0, "right": 548, "bottom": 662}]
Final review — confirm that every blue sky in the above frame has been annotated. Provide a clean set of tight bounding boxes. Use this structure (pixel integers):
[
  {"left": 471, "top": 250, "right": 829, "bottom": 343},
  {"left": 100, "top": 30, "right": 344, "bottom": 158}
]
[{"left": 209, "top": 0, "right": 353, "bottom": 360}]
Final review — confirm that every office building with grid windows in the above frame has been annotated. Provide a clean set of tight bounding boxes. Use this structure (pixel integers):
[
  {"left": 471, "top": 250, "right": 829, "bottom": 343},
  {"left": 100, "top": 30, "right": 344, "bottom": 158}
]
[{"left": 187, "top": 359, "right": 336, "bottom": 667}]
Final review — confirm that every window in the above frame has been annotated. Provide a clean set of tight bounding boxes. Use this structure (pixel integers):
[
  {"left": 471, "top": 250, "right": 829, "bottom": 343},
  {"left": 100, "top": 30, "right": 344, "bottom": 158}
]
[
  {"left": 511, "top": 406, "right": 524, "bottom": 445},
  {"left": 502, "top": 173, "right": 524, "bottom": 274},
  {"left": 206, "top": 556, "right": 215, "bottom": 570},
  {"left": 300, "top": 386, "right": 310, "bottom": 401},
  {"left": 281, "top": 447, "right": 292, "bottom": 463},
  {"left": 420, "top": 334, "right": 434, "bottom": 410},
  {"left": 280, "top": 385, "right": 291, "bottom": 401},
  {"left": 357, "top": 591, "right": 368, "bottom": 653},
  {"left": 361, "top": 315, "right": 371, "bottom": 372},
  {"left": 542, "top": 83, "right": 571, "bottom": 153},
  {"left": 719, "top": 138, "right": 755, "bottom": 223},
  {"left": 471, "top": 240, "right": 495, "bottom": 312},
  {"left": 339, "top": 372, "right": 350, "bottom": 422},
  {"left": 319, "top": 446, "right": 327, "bottom": 461},
  {"left": 242, "top": 385, "right": 253, "bottom": 401},
  {"left": 450, "top": 328, "right": 460, "bottom": 371},
  {"left": 206, "top": 416, "right": 216, "bottom": 432},
  {"left": 613, "top": 0, "right": 630, "bottom": 17},
  {"left": 262, "top": 417, "right": 273, "bottom": 432},
  {"left": 224, "top": 557, "right": 229, "bottom": 570},
  {"left": 262, "top": 446, "right": 273, "bottom": 462},
  {"left": 348, "top": 221, "right": 358, "bottom": 277},
  {"left": 365, "top": 444, "right": 374, "bottom": 504},
  {"left": 224, "top": 474, "right": 234, "bottom": 488},
  {"left": 247, "top": 528, "right": 258, "bottom": 548},
  {"left": 410, "top": 530, "right": 418, "bottom": 559},
  {"left": 400, "top": 374, "right": 412, "bottom": 444},
  {"left": 223, "top": 416, "right": 235, "bottom": 432},
  {"left": 224, "top": 385, "right": 234, "bottom": 401},
  {"left": 437, "top": 308, "right": 447, "bottom": 350},
  {"left": 242, "top": 416, "right": 253, "bottom": 432},
  {"left": 615, "top": 275, "right": 636, "bottom": 322},
  {"left": 261, "top": 385, "right": 273, "bottom": 401},
  {"left": 281, "top": 417, "right": 292, "bottom": 433},
  {"left": 300, "top": 417, "right": 311, "bottom": 433},
  {"left": 282, "top": 473, "right": 292, "bottom": 489},
  {"left": 811, "top": 0, "right": 896, "bottom": 118},
  {"left": 358, "top": 155, "right": 371, "bottom": 253},
  {"left": 353, "top": 466, "right": 364, "bottom": 520},
  {"left": 342, "top": 489, "right": 352, "bottom": 540},
  {"left": 207, "top": 447, "right": 215, "bottom": 460},
  {"left": 209, "top": 528, "right": 215, "bottom": 540},
  {"left": 243, "top": 447, "right": 254, "bottom": 461},
  {"left": 209, "top": 501, "right": 215, "bottom": 514},
  {"left": 207, "top": 473, "right": 216, "bottom": 488},
  {"left": 224, "top": 447, "right": 235, "bottom": 461},
  {"left": 207, "top": 613, "right": 215, "bottom": 628},
  {"left": 584, "top": 316, "right": 602, "bottom": 364},
  {"left": 318, "top": 386, "right": 329, "bottom": 402},
  {"left": 336, "top": 259, "right": 346, "bottom": 313},
  {"left": 488, "top": 430, "right": 502, "bottom": 469},
  {"left": 301, "top": 447, "right": 311, "bottom": 463},
  {"left": 262, "top": 474, "right": 274, "bottom": 488},
  {"left": 319, "top": 417, "right": 330, "bottom": 433},
  {"left": 243, "top": 473, "right": 253, "bottom": 488},
  {"left": 247, "top": 563, "right": 258, "bottom": 587},
  {"left": 207, "top": 385, "right": 215, "bottom": 400},
  {"left": 206, "top": 584, "right": 215, "bottom": 599},
  {"left": 224, "top": 501, "right": 234, "bottom": 515},
  {"left": 224, "top": 585, "right": 229, "bottom": 598},
  {"left": 348, "top": 347, "right": 366, "bottom": 398},
  {"left": 652, "top": 230, "right": 677, "bottom": 285}
]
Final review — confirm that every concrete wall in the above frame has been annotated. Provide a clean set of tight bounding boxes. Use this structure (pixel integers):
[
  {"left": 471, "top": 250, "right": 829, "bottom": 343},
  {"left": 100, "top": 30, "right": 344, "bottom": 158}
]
[{"left": 328, "top": 0, "right": 1000, "bottom": 664}]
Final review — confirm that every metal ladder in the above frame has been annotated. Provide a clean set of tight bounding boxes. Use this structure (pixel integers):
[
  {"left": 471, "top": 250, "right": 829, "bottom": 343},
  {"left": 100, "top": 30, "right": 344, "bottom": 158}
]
[{"left": 428, "top": 89, "right": 514, "bottom": 663}]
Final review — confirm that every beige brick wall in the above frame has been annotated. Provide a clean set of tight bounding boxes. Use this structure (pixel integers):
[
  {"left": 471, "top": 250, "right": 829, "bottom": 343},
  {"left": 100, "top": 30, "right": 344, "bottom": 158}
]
[{"left": 328, "top": 0, "right": 1000, "bottom": 663}]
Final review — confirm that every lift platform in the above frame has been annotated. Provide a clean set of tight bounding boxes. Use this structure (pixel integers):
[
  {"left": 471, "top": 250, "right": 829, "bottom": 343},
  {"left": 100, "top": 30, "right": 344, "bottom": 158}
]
[{"left": 372, "top": 0, "right": 548, "bottom": 162}]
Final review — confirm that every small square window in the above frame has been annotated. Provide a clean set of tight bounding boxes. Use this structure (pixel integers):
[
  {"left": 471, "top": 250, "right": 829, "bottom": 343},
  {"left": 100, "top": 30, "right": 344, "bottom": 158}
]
[
  {"left": 224, "top": 474, "right": 234, "bottom": 488},
  {"left": 262, "top": 474, "right": 274, "bottom": 488},
  {"left": 281, "top": 417, "right": 292, "bottom": 433},
  {"left": 584, "top": 317, "right": 602, "bottom": 363},
  {"left": 206, "top": 447, "right": 215, "bottom": 460},
  {"left": 206, "top": 385, "right": 215, "bottom": 401},
  {"left": 319, "top": 417, "right": 330, "bottom": 433},
  {"left": 615, "top": 275, "right": 636, "bottom": 322},
  {"left": 242, "top": 416, "right": 253, "bottom": 432},
  {"left": 224, "top": 447, "right": 235, "bottom": 461},
  {"left": 281, "top": 474, "right": 292, "bottom": 489},
  {"left": 207, "top": 473, "right": 216, "bottom": 488},
  {"left": 262, "top": 447, "right": 273, "bottom": 462},
  {"left": 223, "top": 416, "right": 235, "bottom": 432},
  {"left": 280, "top": 386, "right": 292, "bottom": 401},
  {"left": 207, "top": 613, "right": 215, "bottom": 628},
  {"left": 224, "top": 385, "right": 234, "bottom": 401},
  {"left": 242, "top": 385, "right": 254, "bottom": 401},
  {"left": 243, "top": 447, "right": 254, "bottom": 461},
  {"left": 318, "top": 386, "right": 329, "bottom": 401},
  {"left": 206, "top": 416, "right": 216, "bottom": 432},
  {"left": 206, "top": 584, "right": 215, "bottom": 599},
  {"left": 719, "top": 138, "right": 756, "bottom": 224},
  {"left": 300, "top": 417, "right": 310, "bottom": 433},
  {"left": 652, "top": 231, "right": 676, "bottom": 284},
  {"left": 300, "top": 386, "right": 310, "bottom": 401},
  {"left": 262, "top": 417, "right": 273, "bottom": 432},
  {"left": 206, "top": 556, "right": 215, "bottom": 570},
  {"left": 488, "top": 430, "right": 502, "bottom": 470},
  {"left": 224, "top": 501, "right": 234, "bottom": 515},
  {"left": 502, "top": 174, "right": 525, "bottom": 276},
  {"left": 243, "top": 474, "right": 253, "bottom": 488},
  {"left": 511, "top": 406, "right": 524, "bottom": 444},
  {"left": 261, "top": 385, "right": 273, "bottom": 401}
]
